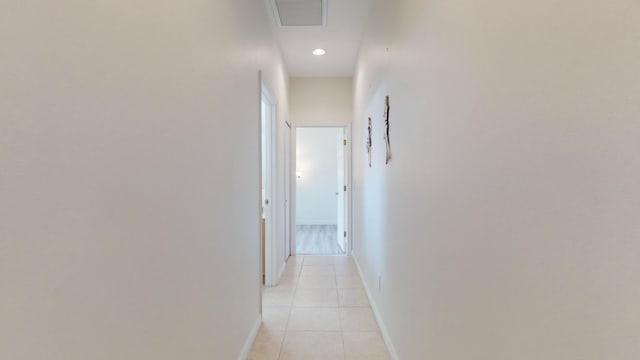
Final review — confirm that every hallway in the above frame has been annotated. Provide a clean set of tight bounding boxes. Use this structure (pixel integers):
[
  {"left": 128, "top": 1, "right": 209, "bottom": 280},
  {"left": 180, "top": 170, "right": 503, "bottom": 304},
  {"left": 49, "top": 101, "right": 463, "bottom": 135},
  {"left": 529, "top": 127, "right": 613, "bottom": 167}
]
[
  {"left": 3, "top": 0, "right": 640, "bottom": 359},
  {"left": 249, "top": 256, "right": 389, "bottom": 359}
]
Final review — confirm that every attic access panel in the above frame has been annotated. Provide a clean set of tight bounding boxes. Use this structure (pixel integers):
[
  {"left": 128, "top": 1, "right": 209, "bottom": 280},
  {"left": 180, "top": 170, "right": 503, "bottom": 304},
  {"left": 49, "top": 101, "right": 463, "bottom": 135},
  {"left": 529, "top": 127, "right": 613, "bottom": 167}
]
[{"left": 272, "top": 0, "right": 327, "bottom": 27}]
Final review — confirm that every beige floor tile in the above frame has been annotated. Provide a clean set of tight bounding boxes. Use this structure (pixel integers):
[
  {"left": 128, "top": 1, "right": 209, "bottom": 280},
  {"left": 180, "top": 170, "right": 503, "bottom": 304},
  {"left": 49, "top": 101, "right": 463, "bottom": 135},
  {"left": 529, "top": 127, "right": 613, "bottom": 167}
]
[
  {"left": 261, "top": 306, "right": 291, "bottom": 331},
  {"left": 339, "top": 308, "right": 378, "bottom": 332},
  {"left": 338, "top": 289, "right": 370, "bottom": 307},
  {"left": 287, "top": 255, "right": 305, "bottom": 265},
  {"left": 277, "top": 274, "right": 299, "bottom": 288},
  {"left": 297, "top": 275, "right": 337, "bottom": 289},
  {"left": 294, "top": 288, "right": 339, "bottom": 307},
  {"left": 287, "top": 307, "right": 341, "bottom": 331},
  {"left": 283, "top": 261, "right": 302, "bottom": 271},
  {"left": 247, "top": 327, "right": 285, "bottom": 360},
  {"left": 301, "top": 265, "right": 336, "bottom": 276},
  {"left": 334, "top": 263, "right": 359, "bottom": 275},
  {"left": 342, "top": 332, "right": 390, "bottom": 360},
  {"left": 282, "top": 263, "right": 302, "bottom": 276},
  {"left": 280, "top": 332, "right": 345, "bottom": 360},
  {"left": 259, "top": 257, "right": 387, "bottom": 360},
  {"left": 263, "top": 287, "right": 295, "bottom": 307},
  {"left": 333, "top": 256, "right": 354, "bottom": 265},
  {"left": 336, "top": 275, "right": 363, "bottom": 289},
  {"left": 303, "top": 256, "right": 336, "bottom": 266}
]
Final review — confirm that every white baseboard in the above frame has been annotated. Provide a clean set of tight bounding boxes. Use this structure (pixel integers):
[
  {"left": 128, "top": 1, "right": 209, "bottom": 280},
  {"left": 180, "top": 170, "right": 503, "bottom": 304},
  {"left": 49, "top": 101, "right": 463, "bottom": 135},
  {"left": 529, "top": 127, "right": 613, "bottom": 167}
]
[
  {"left": 278, "top": 260, "right": 287, "bottom": 280},
  {"left": 352, "top": 255, "right": 400, "bottom": 360},
  {"left": 238, "top": 315, "right": 262, "bottom": 360}
]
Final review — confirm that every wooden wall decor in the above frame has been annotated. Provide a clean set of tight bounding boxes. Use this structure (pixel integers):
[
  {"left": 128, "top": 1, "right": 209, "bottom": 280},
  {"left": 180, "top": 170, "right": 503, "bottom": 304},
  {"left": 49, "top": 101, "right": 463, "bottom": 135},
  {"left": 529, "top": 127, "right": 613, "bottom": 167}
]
[
  {"left": 384, "top": 96, "right": 392, "bottom": 165},
  {"left": 367, "top": 117, "right": 373, "bottom": 168}
]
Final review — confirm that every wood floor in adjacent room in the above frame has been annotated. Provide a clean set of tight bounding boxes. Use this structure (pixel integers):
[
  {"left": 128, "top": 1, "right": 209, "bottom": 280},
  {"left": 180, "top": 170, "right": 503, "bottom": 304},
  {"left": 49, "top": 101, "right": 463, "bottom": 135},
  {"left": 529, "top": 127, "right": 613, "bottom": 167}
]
[
  {"left": 295, "top": 225, "right": 344, "bottom": 255},
  {"left": 249, "top": 255, "right": 390, "bottom": 360}
]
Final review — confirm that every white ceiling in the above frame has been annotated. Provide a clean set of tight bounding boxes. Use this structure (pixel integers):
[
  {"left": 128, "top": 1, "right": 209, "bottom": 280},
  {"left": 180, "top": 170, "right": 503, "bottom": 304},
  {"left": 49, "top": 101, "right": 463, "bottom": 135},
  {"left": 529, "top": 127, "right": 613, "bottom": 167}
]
[{"left": 268, "top": 0, "right": 373, "bottom": 77}]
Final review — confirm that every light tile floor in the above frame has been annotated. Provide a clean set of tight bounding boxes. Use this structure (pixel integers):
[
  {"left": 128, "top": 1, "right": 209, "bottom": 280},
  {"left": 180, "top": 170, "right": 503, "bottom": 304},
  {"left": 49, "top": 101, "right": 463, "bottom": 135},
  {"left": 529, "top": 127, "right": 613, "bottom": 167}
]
[{"left": 248, "top": 255, "right": 390, "bottom": 360}]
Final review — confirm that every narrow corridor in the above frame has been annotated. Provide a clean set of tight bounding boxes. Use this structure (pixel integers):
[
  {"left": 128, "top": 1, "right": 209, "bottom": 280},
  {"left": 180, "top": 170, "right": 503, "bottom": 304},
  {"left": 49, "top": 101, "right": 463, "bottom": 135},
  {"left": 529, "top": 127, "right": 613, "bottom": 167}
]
[{"left": 249, "top": 256, "right": 390, "bottom": 359}]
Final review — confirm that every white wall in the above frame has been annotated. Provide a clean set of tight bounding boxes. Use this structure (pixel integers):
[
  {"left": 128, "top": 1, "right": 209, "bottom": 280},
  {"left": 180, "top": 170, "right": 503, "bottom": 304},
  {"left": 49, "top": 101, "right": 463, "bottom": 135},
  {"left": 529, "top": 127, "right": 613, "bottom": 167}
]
[
  {"left": 296, "top": 128, "right": 341, "bottom": 225},
  {"left": 352, "top": 0, "right": 640, "bottom": 359},
  {"left": 0, "top": 0, "right": 288, "bottom": 359},
  {"left": 290, "top": 77, "right": 353, "bottom": 125}
]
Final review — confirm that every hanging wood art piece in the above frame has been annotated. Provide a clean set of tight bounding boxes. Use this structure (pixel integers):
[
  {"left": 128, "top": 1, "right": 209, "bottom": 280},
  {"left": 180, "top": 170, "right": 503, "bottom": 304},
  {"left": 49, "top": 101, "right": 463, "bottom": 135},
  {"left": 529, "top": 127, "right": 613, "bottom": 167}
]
[
  {"left": 384, "top": 96, "right": 392, "bottom": 165},
  {"left": 367, "top": 117, "right": 372, "bottom": 168}
]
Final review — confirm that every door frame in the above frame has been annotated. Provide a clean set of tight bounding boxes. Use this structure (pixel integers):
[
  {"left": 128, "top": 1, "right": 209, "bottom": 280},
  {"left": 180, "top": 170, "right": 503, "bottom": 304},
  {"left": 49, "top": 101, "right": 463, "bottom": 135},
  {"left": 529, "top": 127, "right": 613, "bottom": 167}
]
[
  {"left": 291, "top": 124, "right": 352, "bottom": 256},
  {"left": 260, "top": 74, "right": 279, "bottom": 287},
  {"left": 284, "top": 121, "right": 292, "bottom": 259}
]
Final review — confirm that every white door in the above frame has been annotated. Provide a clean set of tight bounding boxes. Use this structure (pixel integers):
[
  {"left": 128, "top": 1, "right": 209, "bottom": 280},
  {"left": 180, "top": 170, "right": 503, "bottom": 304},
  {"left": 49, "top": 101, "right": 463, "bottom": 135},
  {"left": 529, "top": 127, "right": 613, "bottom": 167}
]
[{"left": 336, "top": 130, "right": 346, "bottom": 253}]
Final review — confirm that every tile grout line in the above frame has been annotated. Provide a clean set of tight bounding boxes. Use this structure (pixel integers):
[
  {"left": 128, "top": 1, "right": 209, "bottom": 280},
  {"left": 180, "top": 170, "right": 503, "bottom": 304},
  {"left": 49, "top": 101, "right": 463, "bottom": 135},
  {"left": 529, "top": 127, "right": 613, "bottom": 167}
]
[
  {"left": 335, "top": 260, "right": 348, "bottom": 360},
  {"left": 277, "top": 255, "right": 302, "bottom": 360}
]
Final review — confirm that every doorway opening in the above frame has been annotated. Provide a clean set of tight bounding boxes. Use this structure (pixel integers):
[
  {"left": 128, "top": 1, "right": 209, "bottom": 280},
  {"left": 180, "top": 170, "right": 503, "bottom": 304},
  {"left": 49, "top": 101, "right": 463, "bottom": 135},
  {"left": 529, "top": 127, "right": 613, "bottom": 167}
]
[{"left": 293, "top": 126, "right": 349, "bottom": 255}]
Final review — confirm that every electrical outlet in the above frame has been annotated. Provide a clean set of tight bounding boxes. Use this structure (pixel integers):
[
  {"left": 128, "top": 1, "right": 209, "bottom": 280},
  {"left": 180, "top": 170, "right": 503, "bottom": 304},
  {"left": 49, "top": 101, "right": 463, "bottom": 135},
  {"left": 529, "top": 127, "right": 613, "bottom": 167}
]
[{"left": 377, "top": 274, "right": 382, "bottom": 293}]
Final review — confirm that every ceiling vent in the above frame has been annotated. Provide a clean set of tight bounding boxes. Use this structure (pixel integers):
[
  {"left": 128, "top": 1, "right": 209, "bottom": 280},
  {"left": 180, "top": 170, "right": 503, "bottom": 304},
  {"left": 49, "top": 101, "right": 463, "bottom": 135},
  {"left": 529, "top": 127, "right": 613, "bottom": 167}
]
[{"left": 271, "top": 0, "right": 327, "bottom": 27}]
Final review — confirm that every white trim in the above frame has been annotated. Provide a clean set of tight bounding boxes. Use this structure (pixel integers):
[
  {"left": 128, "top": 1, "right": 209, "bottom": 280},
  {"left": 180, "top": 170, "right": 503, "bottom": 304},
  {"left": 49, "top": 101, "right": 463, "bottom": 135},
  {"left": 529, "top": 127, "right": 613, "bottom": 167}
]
[
  {"left": 237, "top": 315, "right": 262, "bottom": 360},
  {"left": 284, "top": 123, "right": 292, "bottom": 259},
  {"left": 290, "top": 126, "right": 297, "bottom": 255},
  {"left": 345, "top": 124, "right": 352, "bottom": 255},
  {"left": 257, "top": 72, "right": 264, "bottom": 313},
  {"left": 289, "top": 127, "right": 296, "bottom": 256},
  {"left": 291, "top": 124, "right": 352, "bottom": 256},
  {"left": 278, "top": 260, "right": 287, "bottom": 280},
  {"left": 261, "top": 79, "right": 279, "bottom": 287},
  {"left": 352, "top": 255, "right": 400, "bottom": 360}
]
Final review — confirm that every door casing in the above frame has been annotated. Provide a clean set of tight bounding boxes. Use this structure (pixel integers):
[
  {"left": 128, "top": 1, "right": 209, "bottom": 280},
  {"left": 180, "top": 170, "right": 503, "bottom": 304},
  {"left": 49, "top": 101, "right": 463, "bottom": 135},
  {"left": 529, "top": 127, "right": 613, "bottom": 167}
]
[{"left": 290, "top": 124, "right": 352, "bottom": 256}]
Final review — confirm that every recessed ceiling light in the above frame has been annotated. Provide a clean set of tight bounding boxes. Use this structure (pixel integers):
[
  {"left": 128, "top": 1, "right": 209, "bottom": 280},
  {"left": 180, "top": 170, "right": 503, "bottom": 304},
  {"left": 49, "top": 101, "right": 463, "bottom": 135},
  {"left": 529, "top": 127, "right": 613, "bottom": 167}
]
[{"left": 312, "top": 48, "right": 326, "bottom": 56}]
